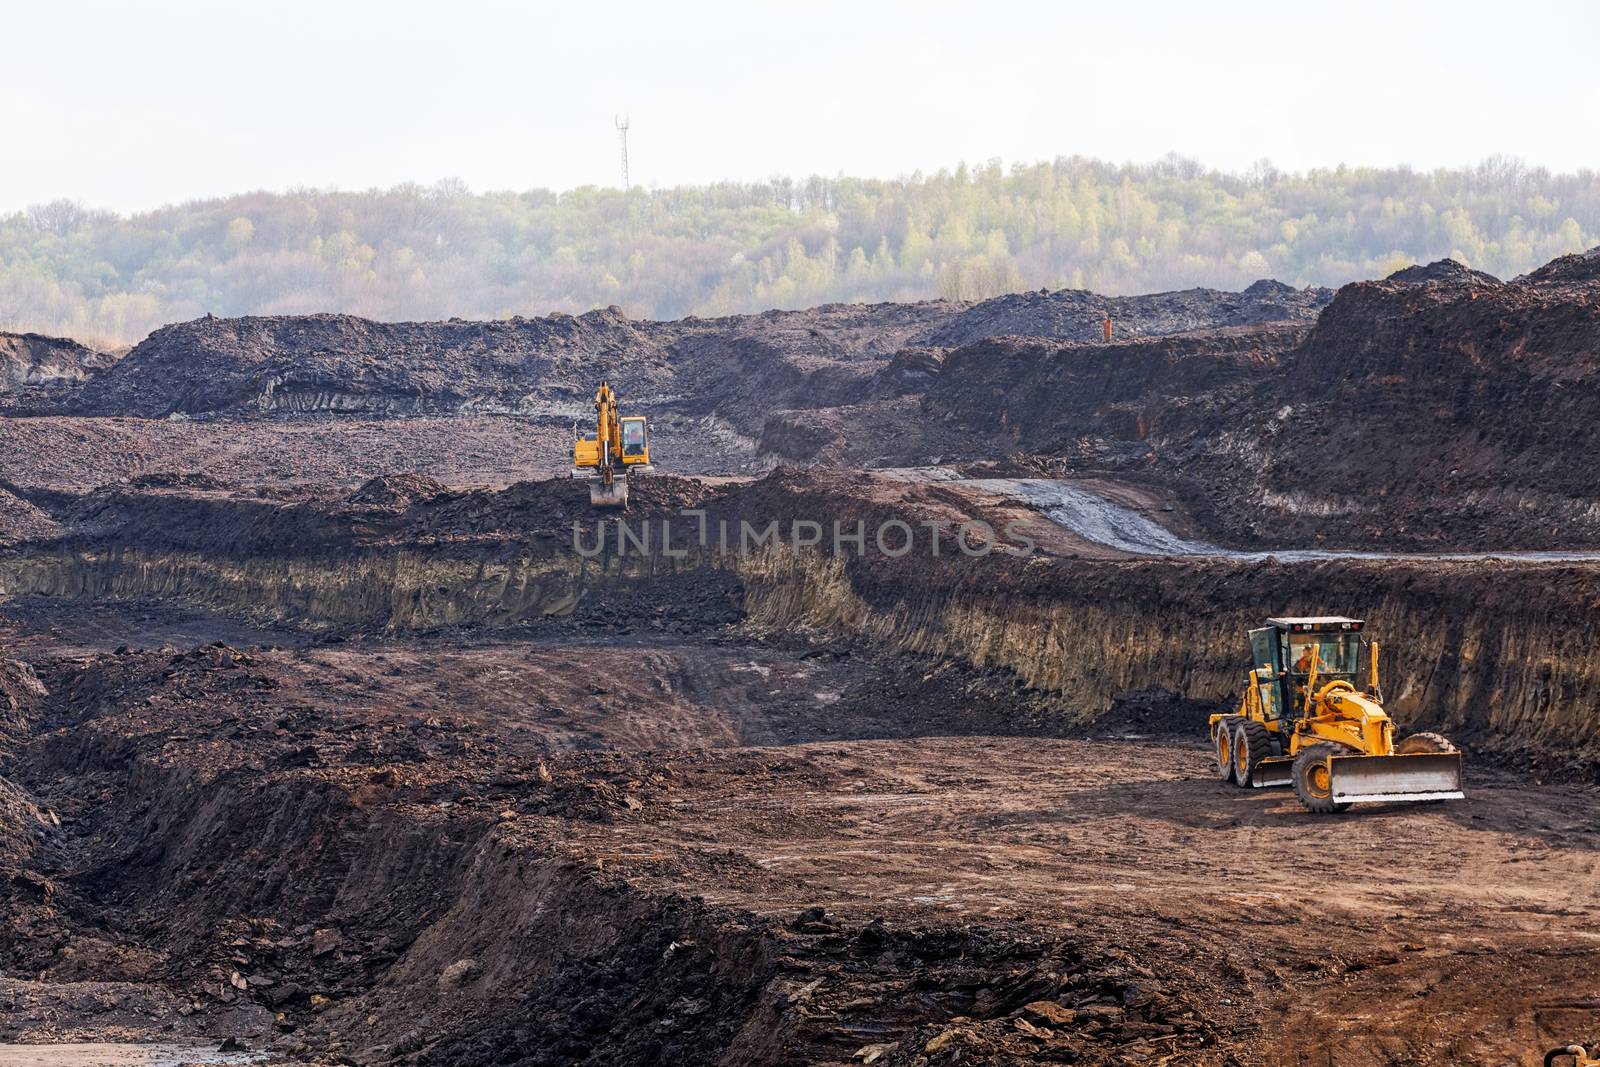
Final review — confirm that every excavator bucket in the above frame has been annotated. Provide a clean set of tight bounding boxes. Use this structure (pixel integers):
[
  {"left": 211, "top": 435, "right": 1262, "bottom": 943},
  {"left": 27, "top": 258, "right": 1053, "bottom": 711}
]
[
  {"left": 589, "top": 474, "right": 629, "bottom": 508},
  {"left": 1327, "top": 751, "right": 1464, "bottom": 804}
]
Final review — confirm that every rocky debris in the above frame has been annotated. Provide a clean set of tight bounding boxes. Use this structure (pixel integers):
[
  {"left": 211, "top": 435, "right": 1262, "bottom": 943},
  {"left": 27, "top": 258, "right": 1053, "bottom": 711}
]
[
  {"left": 876, "top": 346, "right": 946, "bottom": 393},
  {"left": 436, "top": 958, "right": 480, "bottom": 989},
  {"left": 1518, "top": 244, "right": 1600, "bottom": 284},
  {"left": 0, "top": 976, "right": 274, "bottom": 1044},
  {"left": 920, "top": 280, "right": 1332, "bottom": 348},
  {"left": 1386, "top": 258, "right": 1503, "bottom": 286},
  {"left": 0, "top": 332, "right": 119, "bottom": 412},
  {"left": 0, "top": 485, "right": 62, "bottom": 545},
  {"left": 347, "top": 472, "right": 447, "bottom": 506},
  {"left": 410, "top": 898, "right": 1225, "bottom": 1067}
]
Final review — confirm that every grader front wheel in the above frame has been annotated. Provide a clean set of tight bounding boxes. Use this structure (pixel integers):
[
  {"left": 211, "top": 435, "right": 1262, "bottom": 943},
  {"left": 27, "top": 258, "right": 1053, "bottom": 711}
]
[
  {"left": 1292, "top": 743, "right": 1352, "bottom": 814},
  {"left": 1396, "top": 731, "right": 1457, "bottom": 755}
]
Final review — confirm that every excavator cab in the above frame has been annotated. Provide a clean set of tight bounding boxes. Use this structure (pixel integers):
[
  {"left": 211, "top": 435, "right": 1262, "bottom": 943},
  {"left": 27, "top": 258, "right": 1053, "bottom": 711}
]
[{"left": 620, "top": 416, "right": 649, "bottom": 461}]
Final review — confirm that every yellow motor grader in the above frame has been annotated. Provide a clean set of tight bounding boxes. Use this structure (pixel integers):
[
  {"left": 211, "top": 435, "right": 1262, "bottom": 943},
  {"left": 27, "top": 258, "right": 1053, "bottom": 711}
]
[
  {"left": 1210, "top": 617, "right": 1464, "bottom": 813},
  {"left": 572, "top": 380, "right": 650, "bottom": 507}
]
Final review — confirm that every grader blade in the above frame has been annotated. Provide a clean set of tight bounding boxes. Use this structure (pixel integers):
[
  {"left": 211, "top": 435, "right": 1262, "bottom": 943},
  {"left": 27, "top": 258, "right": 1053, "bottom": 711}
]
[{"left": 1328, "top": 751, "right": 1464, "bottom": 804}]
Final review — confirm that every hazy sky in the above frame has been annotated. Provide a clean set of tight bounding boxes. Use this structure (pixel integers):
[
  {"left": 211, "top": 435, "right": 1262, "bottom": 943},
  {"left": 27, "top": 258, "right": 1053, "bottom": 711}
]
[{"left": 7, "top": 0, "right": 1598, "bottom": 214}]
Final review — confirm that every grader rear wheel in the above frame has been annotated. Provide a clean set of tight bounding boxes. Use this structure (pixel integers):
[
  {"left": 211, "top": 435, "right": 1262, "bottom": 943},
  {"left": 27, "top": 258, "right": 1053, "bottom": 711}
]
[
  {"left": 1215, "top": 716, "right": 1240, "bottom": 782},
  {"left": 1234, "top": 720, "right": 1273, "bottom": 786}
]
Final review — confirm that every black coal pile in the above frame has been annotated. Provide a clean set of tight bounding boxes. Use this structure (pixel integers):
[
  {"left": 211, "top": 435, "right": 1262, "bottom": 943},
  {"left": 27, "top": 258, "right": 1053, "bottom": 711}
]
[{"left": 920, "top": 280, "right": 1332, "bottom": 348}]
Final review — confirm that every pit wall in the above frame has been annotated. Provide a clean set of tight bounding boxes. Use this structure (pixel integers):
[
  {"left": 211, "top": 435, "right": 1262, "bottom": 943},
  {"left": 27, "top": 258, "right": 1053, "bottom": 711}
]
[
  {"left": 738, "top": 547, "right": 1600, "bottom": 768},
  {"left": 0, "top": 546, "right": 697, "bottom": 630},
  {"left": 2, "top": 540, "right": 1597, "bottom": 767}
]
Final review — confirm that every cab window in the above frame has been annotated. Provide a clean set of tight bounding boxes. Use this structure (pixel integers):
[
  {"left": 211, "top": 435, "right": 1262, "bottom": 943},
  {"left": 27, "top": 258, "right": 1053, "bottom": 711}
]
[
  {"left": 621, "top": 419, "right": 646, "bottom": 456},
  {"left": 1287, "top": 634, "right": 1357, "bottom": 677}
]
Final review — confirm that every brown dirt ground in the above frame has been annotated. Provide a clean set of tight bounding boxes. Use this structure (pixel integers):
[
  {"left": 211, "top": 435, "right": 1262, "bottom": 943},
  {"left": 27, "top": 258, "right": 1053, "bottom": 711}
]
[
  {"left": 552, "top": 736, "right": 1600, "bottom": 1065},
  {"left": 3, "top": 589, "right": 1596, "bottom": 1065}
]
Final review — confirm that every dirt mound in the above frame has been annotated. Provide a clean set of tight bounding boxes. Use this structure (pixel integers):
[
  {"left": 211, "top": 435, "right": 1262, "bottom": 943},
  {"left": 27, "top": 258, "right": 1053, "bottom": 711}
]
[
  {"left": 0, "top": 486, "right": 62, "bottom": 545},
  {"left": 75, "top": 310, "right": 673, "bottom": 418},
  {"left": 0, "top": 332, "right": 117, "bottom": 412},
  {"left": 1212, "top": 255, "right": 1600, "bottom": 546},
  {"left": 903, "top": 246, "right": 1600, "bottom": 550},
  {"left": 62, "top": 299, "right": 951, "bottom": 426},
  {"left": 876, "top": 346, "right": 945, "bottom": 393},
  {"left": 49, "top": 280, "right": 1335, "bottom": 435},
  {"left": 1518, "top": 244, "right": 1600, "bottom": 284},
  {"left": 921, "top": 281, "right": 1331, "bottom": 347},
  {"left": 756, "top": 409, "right": 851, "bottom": 464},
  {"left": 0, "top": 332, "right": 115, "bottom": 385},
  {"left": 29, "top": 472, "right": 723, "bottom": 559},
  {"left": 924, "top": 324, "right": 1303, "bottom": 452},
  {"left": 402, "top": 475, "right": 717, "bottom": 542},
  {"left": 124, "top": 471, "right": 233, "bottom": 491},
  {"left": 348, "top": 472, "right": 447, "bottom": 505},
  {"left": 1386, "top": 259, "right": 1502, "bottom": 286}
]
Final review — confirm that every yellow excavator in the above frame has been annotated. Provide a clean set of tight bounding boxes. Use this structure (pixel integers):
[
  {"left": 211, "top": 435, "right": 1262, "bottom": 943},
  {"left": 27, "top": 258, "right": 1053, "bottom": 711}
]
[
  {"left": 573, "top": 380, "right": 650, "bottom": 507},
  {"left": 1547, "top": 1047, "right": 1600, "bottom": 1067},
  {"left": 1210, "top": 617, "right": 1464, "bottom": 812}
]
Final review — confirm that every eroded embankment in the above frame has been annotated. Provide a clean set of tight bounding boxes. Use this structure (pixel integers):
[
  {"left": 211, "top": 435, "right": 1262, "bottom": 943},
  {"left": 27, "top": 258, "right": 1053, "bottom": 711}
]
[
  {"left": 738, "top": 547, "right": 1600, "bottom": 771},
  {"left": 3, "top": 472, "right": 1598, "bottom": 770}
]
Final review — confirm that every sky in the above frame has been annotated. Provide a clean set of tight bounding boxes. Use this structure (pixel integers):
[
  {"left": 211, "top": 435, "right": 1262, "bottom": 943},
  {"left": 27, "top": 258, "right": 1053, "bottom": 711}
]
[{"left": 6, "top": 0, "right": 1599, "bottom": 215}]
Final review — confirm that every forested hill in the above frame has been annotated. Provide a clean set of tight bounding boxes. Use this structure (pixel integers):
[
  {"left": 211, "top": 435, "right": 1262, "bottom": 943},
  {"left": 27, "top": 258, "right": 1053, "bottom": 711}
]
[{"left": 4, "top": 155, "right": 1597, "bottom": 345}]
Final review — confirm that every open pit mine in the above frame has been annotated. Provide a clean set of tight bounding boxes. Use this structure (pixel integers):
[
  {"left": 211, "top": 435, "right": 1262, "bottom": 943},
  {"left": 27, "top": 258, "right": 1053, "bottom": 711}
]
[{"left": 1, "top": 251, "right": 1599, "bottom": 1066}]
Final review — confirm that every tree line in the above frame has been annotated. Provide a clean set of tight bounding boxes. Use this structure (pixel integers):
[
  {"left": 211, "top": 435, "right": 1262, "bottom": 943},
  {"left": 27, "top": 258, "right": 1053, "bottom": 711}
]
[{"left": 2, "top": 155, "right": 1595, "bottom": 346}]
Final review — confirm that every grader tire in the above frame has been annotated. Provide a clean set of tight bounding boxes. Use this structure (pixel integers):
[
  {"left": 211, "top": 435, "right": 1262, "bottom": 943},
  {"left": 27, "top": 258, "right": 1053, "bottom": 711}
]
[
  {"left": 1293, "top": 743, "right": 1352, "bottom": 814},
  {"left": 1396, "top": 731, "right": 1457, "bottom": 755},
  {"left": 1235, "top": 720, "right": 1274, "bottom": 786},
  {"left": 1215, "top": 716, "right": 1241, "bottom": 782}
]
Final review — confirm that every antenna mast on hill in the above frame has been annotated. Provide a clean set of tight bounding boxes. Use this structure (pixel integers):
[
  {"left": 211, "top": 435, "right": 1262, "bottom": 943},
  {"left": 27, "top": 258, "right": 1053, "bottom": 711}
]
[{"left": 615, "top": 114, "right": 631, "bottom": 191}]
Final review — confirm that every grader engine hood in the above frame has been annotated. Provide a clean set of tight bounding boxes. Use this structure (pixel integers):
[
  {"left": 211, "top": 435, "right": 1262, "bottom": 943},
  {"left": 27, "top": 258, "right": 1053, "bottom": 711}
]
[{"left": 1326, "top": 750, "right": 1464, "bottom": 804}]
